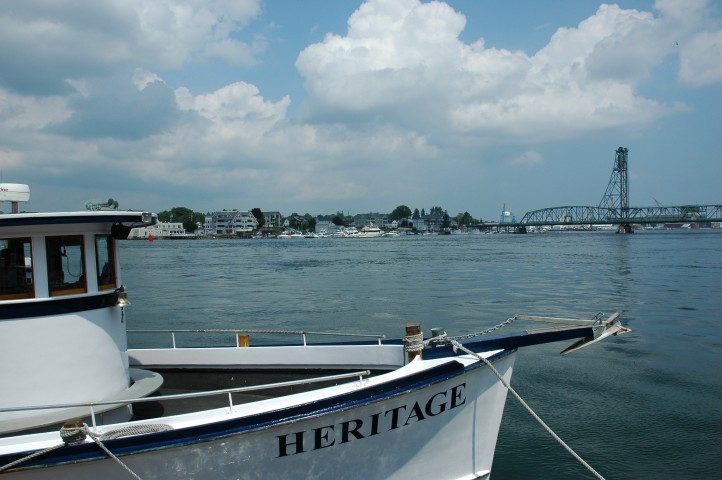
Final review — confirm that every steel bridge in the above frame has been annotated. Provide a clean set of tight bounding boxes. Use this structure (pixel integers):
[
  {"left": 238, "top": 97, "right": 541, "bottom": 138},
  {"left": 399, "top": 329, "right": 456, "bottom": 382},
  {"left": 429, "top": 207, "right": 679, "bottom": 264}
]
[
  {"left": 512, "top": 147, "right": 722, "bottom": 233},
  {"left": 518, "top": 204, "right": 722, "bottom": 227}
]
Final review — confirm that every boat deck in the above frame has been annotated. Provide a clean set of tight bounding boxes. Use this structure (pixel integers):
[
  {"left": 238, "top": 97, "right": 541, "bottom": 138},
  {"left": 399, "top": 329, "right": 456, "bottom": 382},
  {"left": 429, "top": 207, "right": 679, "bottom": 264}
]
[{"left": 131, "top": 367, "right": 388, "bottom": 420}]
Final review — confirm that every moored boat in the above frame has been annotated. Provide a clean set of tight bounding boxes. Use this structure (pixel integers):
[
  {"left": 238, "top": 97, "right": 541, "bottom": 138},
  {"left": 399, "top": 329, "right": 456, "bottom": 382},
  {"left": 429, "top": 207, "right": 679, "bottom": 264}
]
[
  {"left": 358, "top": 220, "right": 384, "bottom": 238},
  {"left": 0, "top": 185, "right": 630, "bottom": 479}
]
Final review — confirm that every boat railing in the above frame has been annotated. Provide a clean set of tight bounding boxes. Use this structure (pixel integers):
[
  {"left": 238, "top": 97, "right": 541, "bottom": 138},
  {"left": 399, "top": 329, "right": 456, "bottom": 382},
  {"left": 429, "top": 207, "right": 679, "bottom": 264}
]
[
  {"left": 127, "top": 329, "right": 386, "bottom": 348},
  {"left": 0, "top": 370, "right": 371, "bottom": 431}
]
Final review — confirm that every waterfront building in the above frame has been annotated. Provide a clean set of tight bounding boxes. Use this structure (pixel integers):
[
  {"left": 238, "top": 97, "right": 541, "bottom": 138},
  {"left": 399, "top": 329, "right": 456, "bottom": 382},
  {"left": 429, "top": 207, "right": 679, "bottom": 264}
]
[
  {"left": 263, "top": 211, "right": 283, "bottom": 229},
  {"left": 130, "top": 221, "right": 186, "bottom": 239},
  {"left": 205, "top": 210, "right": 258, "bottom": 236},
  {"left": 315, "top": 219, "right": 331, "bottom": 234}
]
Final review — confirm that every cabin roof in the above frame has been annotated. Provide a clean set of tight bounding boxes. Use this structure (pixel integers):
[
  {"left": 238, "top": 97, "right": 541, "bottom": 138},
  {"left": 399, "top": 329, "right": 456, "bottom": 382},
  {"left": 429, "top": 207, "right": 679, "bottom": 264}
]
[{"left": 0, "top": 211, "right": 155, "bottom": 228}]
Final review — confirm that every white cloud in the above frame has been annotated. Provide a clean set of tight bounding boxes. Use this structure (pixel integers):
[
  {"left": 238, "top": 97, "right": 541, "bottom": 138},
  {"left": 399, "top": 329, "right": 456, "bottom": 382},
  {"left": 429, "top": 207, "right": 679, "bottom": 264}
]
[
  {"left": 296, "top": 0, "right": 467, "bottom": 117},
  {"left": 510, "top": 150, "right": 544, "bottom": 167},
  {"left": 678, "top": 30, "right": 722, "bottom": 85},
  {"left": 1, "top": 0, "right": 720, "bottom": 214},
  {"left": 0, "top": 0, "right": 263, "bottom": 95},
  {"left": 650, "top": 0, "right": 722, "bottom": 86},
  {"left": 128, "top": 0, "right": 264, "bottom": 67},
  {"left": 175, "top": 82, "right": 290, "bottom": 141},
  {"left": 296, "top": 0, "right": 715, "bottom": 143},
  {"left": 132, "top": 68, "right": 165, "bottom": 91},
  {"left": 0, "top": 89, "right": 71, "bottom": 130},
  {"left": 0, "top": 148, "right": 24, "bottom": 169}
]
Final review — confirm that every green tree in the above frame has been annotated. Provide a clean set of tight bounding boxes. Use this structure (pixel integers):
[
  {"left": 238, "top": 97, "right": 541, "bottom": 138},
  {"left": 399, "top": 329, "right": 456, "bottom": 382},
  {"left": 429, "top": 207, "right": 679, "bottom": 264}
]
[
  {"left": 303, "top": 214, "right": 316, "bottom": 232},
  {"left": 331, "top": 214, "right": 345, "bottom": 226},
  {"left": 192, "top": 212, "right": 204, "bottom": 228},
  {"left": 441, "top": 211, "right": 451, "bottom": 229},
  {"left": 251, "top": 208, "right": 265, "bottom": 229},
  {"left": 420, "top": 208, "right": 426, "bottom": 218},
  {"left": 389, "top": 205, "right": 412, "bottom": 221},
  {"left": 430, "top": 206, "right": 444, "bottom": 216},
  {"left": 412, "top": 208, "right": 420, "bottom": 219},
  {"left": 287, "top": 213, "right": 298, "bottom": 230},
  {"left": 455, "top": 211, "right": 475, "bottom": 226},
  {"left": 158, "top": 207, "right": 201, "bottom": 232}
]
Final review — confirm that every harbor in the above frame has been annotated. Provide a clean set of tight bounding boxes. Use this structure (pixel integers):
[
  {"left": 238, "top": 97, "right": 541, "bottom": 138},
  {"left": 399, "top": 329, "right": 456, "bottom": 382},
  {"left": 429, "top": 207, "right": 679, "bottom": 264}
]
[
  {"left": 2, "top": 0, "right": 722, "bottom": 477},
  {"left": 118, "top": 230, "right": 722, "bottom": 479},
  {"left": 0, "top": 189, "right": 635, "bottom": 478}
]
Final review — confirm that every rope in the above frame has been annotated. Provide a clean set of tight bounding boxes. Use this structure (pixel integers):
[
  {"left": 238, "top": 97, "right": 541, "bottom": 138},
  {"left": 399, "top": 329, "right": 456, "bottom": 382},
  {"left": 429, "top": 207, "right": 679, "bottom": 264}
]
[
  {"left": 448, "top": 339, "right": 607, "bottom": 480},
  {"left": 87, "top": 430, "right": 144, "bottom": 480},
  {"left": 0, "top": 443, "right": 65, "bottom": 472},
  {"left": 0, "top": 421, "right": 169, "bottom": 479},
  {"left": 403, "top": 332, "right": 425, "bottom": 352},
  {"left": 101, "top": 424, "right": 172, "bottom": 440},
  {"left": 400, "top": 322, "right": 606, "bottom": 478}
]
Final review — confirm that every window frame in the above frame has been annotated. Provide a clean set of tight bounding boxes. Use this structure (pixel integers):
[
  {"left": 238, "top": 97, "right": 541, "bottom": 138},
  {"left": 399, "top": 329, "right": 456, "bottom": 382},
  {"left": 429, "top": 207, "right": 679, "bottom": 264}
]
[
  {"left": 45, "top": 235, "right": 87, "bottom": 297},
  {"left": 95, "top": 234, "right": 117, "bottom": 291},
  {"left": 0, "top": 237, "right": 34, "bottom": 300}
]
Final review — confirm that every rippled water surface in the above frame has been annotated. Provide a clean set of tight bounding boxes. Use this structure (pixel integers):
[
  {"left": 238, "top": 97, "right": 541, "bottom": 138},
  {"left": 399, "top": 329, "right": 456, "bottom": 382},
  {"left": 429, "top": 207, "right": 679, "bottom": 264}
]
[{"left": 120, "top": 230, "right": 722, "bottom": 479}]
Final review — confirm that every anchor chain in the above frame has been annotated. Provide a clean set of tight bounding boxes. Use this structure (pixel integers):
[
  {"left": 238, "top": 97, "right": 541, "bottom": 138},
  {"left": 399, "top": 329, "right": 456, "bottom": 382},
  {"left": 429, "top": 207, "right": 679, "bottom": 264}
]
[{"left": 404, "top": 317, "right": 516, "bottom": 353}]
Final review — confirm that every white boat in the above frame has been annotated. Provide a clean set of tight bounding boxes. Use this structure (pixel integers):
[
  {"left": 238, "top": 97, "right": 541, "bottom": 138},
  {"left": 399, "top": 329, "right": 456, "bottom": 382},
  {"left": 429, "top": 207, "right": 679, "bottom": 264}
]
[
  {"left": 0, "top": 185, "right": 630, "bottom": 479},
  {"left": 277, "top": 230, "right": 304, "bottom": 239},
  {"left": 358, "top": 221, "right": 384, "bottom": 238},
  {"left": 342, "top": 226, "right": 359, "bottom": 237}
]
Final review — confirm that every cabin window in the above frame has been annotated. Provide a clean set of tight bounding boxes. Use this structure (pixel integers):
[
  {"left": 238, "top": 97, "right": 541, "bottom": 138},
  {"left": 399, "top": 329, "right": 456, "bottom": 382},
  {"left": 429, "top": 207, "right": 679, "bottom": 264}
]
[
  {"left": 0, "top": 238, "right": 34, "bottom": 300},
  {"left": 46, "top": 235, "right": 86, "bottom": 296},
  {"left": 95, "top": 235, "right": 116, "bottom": 290}
]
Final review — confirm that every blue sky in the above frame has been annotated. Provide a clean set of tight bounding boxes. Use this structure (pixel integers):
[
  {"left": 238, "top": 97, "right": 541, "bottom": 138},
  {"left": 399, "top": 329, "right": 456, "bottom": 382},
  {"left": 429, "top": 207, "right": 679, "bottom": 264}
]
[{"left": 1, "top": 0, "right": 720, "bottom": 221}]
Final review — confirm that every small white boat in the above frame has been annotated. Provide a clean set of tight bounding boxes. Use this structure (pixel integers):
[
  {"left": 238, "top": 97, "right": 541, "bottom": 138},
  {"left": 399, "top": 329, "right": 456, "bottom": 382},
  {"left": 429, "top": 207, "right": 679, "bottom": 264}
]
[
  {"left": 0, "top": 185, "right": 630, "bottom": 479},
  {"left": 277, "top": 230, "right": 304, "bottom": 239}
]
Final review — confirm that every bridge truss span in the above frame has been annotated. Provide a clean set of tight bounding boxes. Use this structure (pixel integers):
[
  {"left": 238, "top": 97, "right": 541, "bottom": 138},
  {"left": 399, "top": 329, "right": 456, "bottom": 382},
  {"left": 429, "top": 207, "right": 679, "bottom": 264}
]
[
  {"left": 514, "top": 148, "right": 721, "bottom": 231},
  {"left": 519, "top": 204, "right": 722, "bottom": 226}
]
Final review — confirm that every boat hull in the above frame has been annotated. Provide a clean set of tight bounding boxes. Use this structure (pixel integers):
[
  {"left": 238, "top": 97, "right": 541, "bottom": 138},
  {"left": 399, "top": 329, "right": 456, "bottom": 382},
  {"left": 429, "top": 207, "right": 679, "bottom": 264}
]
[{"left": 1, "top": 351, "right": 515, "bottom": 479}]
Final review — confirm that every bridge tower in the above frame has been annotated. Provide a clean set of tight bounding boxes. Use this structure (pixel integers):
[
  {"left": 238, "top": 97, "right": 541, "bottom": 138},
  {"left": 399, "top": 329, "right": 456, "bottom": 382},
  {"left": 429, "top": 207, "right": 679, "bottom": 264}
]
[{"left": 598, "top": 147, "right": 632, "bottom": 233}]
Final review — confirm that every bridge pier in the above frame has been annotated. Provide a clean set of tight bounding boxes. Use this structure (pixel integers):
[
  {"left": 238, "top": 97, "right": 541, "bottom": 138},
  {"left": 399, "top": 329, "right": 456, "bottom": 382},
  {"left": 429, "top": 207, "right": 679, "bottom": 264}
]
[
  {"left": 617, "top": 223, "right": 633, "bottom": 234},
  {"left": 515, "top": 225, "right": 527, "bottom": 234}
]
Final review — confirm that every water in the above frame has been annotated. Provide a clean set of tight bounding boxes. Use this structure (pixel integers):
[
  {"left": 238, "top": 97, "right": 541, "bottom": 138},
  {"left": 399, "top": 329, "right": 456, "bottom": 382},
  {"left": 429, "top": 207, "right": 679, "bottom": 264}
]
[{"left": 120, "top": 231, "right": 722, "bottom": 479}]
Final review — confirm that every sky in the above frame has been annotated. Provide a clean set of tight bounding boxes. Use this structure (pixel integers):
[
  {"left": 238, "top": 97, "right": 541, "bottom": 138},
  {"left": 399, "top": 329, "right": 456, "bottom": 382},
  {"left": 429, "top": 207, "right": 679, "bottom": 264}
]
[{"left": 1, "top": 0, "right": 721, "bottom": 221}]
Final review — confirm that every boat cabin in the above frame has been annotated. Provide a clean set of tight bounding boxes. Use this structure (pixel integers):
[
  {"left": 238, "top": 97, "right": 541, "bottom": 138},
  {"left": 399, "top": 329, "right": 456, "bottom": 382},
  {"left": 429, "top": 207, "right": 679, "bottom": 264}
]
[{"left": 0, "top": 185, "right": 157, "bottom": 435}]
